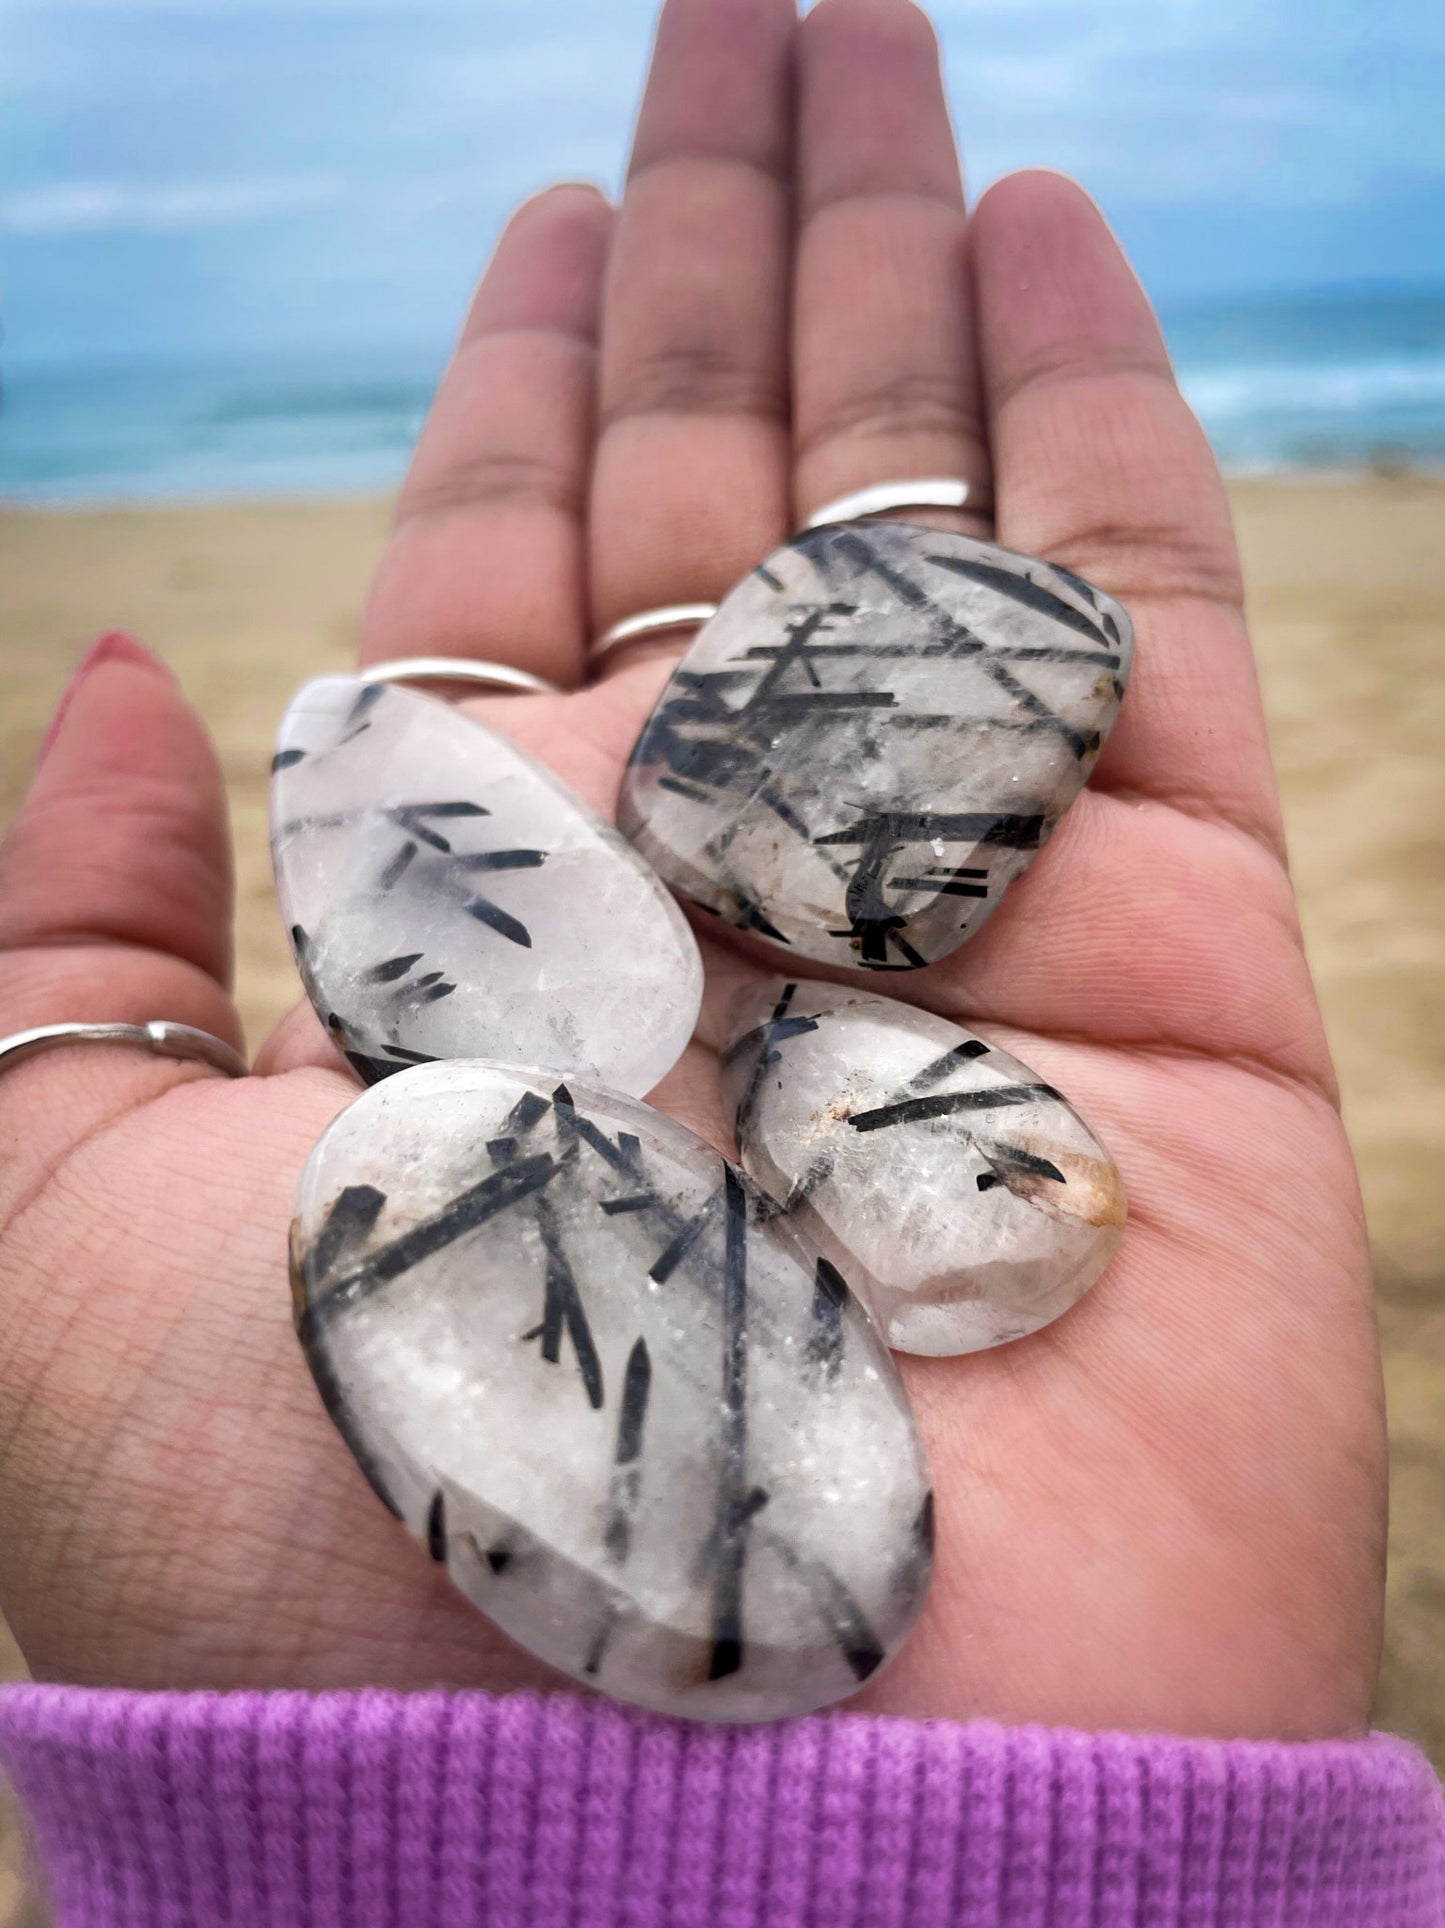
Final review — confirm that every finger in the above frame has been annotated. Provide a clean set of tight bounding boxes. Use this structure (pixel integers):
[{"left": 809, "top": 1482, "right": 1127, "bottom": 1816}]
[
  {"left": 792, "top": 0, "right": 990, "bottom": 532},
  {"left": 0, "top": 636, "right": 242, "bottom": 1187},
  {"left": 971, "top": 171, "right": 1284, "bottom": 851},
  {"left": 360, "top": 184, "right": 613, "bottom": 688},
  {"left": 589, "top": 0, "right": 794, "bottom": 644},
  {"left": 0, "top": 636, "right": 234, "bottom": 1005}
]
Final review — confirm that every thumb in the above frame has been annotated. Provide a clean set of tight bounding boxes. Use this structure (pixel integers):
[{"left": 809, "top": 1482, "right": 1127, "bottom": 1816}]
[
  {"left": 0, "top": 635, "right": 242, "bottom": 1164},
  {"left": 1, "top": 633, "right": 234, "bottom": 991}
]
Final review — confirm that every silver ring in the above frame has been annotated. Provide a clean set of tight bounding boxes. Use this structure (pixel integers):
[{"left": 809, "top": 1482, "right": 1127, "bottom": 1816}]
[
  {"left": 589, "top": 480, "right": 985, "bottom": 669},
  {"left": 366, "top": 656, "right": 562, "bottom": 696},
  {"left": 800, "top": 477, "right": 977, "bottom": 531},
  {"left": 590, "top": 603, "right": 721, "bottom": 668},
  {"left": 0, "top": 1021, "right": 248, "bottom": 1080}
]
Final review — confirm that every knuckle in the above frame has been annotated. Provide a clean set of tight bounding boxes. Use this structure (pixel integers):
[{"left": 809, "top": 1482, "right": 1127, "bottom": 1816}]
[
  {"left": 398, "top": 448, "right": 583, "bottom": 525},
  {"left": 797, "top": 368, "right": 985, "bottom": 462},
  {"left": 1050, "top": 514, "right": 1245, "bottom": 612},
  {"left": 603, "top": 339, "right": 785, "bottom": 426},
  {"left": 1000, "top": 366, "right": 1245, "bottom": 609},
  {"left": 992, "top": 345, "right": 1168, "bottom": 415}
]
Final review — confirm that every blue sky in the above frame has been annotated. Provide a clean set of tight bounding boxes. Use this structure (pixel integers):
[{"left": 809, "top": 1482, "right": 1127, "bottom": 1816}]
[{"left": 4, "top": 0, "right": 1444, "bottom": 369}]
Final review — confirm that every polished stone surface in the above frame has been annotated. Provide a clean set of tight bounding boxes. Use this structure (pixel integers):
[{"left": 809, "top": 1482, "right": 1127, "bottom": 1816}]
[
  {"left": 292, "top": 1060, "right": 934, "bottom": 1722},
  {"left": 272, "top": 677, "right": 702, "bottom": 1095},
  {"left": 722, "top": 981, "right": 1126, "bottom": 1354},
  {"left": 619, "top": 522, "right": 1132, "bottom": 971}
]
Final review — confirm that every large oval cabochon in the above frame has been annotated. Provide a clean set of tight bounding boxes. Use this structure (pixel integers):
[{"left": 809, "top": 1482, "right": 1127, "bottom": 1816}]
[{"left": 292, "top": 1060, "right": 934, "bottom": 1721}]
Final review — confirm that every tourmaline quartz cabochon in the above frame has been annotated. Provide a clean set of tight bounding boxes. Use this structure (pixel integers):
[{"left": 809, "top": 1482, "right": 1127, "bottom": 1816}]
[
  {"left": 722, "top": 981, "right": 1126, "bottom": 1355},
  {"left": 271, "top": 678, "right": 703, "bottom": 1096},
  {"left": 292, "top": 1062, "right": 934, "bottom": 1722},
  {"left": 619, "top": 522, "right": 1133, "bottom": 972}
]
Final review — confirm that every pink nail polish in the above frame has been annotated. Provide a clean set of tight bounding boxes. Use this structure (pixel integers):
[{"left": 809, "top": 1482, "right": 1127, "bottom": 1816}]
[{"left": 38, "top": 631, "right": 172, "bottom": 764}]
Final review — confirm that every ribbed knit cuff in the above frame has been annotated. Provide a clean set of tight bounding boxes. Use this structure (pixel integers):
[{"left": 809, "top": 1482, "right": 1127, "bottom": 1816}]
[{"left": 2, "top": 1686, "right": 1441, "bottom": 1927}]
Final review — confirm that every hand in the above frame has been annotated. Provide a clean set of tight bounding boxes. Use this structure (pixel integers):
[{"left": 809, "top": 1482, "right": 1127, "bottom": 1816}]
[{"left": 0, "top": 0, "right": 1384, "bottom": 1740}]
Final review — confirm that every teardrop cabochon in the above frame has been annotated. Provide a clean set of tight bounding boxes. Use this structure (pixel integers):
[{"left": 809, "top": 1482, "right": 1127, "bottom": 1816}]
[
  {"left": 722, "top": 980, "right": 1126, "bottom": 1356},
  {"left": 619, "top": 522, "right": 1133, "bottom": 973},
  {"left": 292, "top": 1061, "right": 934, "bottom": 1722},
  {"left": 271, "top": 678, "right": 703, "bottom": 1096}
]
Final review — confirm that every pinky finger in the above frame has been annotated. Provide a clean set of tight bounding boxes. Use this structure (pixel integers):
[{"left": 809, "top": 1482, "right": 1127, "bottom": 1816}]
[{"left": 970, "top": 171, "right": 1284, "bottom": 852}]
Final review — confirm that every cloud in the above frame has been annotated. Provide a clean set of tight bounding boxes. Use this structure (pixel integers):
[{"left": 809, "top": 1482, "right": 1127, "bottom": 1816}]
[
  {"left": 5, "top": 0, "right": 574, "bottom": 13},
  {"left": 3, "top": 174, "right": 348, "bottom": 235},
  {"left": 4, "top": 0, "right": 1441, "bottom": 370}
]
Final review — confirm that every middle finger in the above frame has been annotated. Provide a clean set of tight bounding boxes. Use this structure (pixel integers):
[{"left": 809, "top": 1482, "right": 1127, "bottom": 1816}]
[{"left": 589, "top": 0, "right": 796, "bottom": 642}]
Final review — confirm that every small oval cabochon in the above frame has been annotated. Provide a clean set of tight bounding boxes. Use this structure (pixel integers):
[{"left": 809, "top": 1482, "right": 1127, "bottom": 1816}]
[{"left": 722, "top": 980, "right": 1126, "bottom": 1356}]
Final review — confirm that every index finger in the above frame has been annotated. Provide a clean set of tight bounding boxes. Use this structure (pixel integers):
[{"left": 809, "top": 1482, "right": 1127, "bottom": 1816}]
[{"left": 360, "top": 184, "right": 612, "bottom": 687}]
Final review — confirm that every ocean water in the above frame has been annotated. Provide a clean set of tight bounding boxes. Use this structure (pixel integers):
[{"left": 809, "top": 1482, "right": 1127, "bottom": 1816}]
[
  {"left": 0, "top": 346, "right": 444, "bottom": 504},
  {"left": 1164, "top": 287, "right": 1445, "bottom": 473},
  {"left": 3, "top": 287, "right": 1443, "bottom": 504}
]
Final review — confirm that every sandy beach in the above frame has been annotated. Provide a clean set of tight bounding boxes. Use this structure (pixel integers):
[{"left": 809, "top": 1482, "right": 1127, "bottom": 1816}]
[{"left": 2, "top": 476, "right": 1443, "bottom": 1909}]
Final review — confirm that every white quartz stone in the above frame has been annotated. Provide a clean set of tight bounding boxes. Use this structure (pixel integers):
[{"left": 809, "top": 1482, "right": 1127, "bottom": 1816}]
[
  {"left": 272, "top": 677, "right": 702, "bottom": 1096},
  {"left": 722, "top": 981, "right": 1126, "bottom": 1355},
  {"left": 292, "top": 1060, "right": 934, "bottom": 1723},
  {"left": 619, "top": 522, "right": 1133, "bottom": 971}
]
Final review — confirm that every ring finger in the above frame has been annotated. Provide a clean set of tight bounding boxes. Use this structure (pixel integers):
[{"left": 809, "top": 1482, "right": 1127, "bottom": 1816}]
[{"left": 588, "top": 0, "right": 795, "bottom": 659}]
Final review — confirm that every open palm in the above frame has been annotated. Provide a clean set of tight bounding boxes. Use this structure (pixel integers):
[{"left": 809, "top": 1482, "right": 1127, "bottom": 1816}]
[{"left": 0, "top": 0, "right": 1383, "bottom": 1740}]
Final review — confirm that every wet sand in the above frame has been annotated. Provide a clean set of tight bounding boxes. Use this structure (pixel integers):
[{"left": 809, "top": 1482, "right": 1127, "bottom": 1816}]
[{"left": 2, "top": 475, "right": 1443, "bottom": 1908}]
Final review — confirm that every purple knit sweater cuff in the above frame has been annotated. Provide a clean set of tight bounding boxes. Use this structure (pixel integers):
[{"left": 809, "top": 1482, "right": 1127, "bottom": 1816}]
[{"left": 2, "top": 1687, "right": 1441, "bottom": 1927}]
